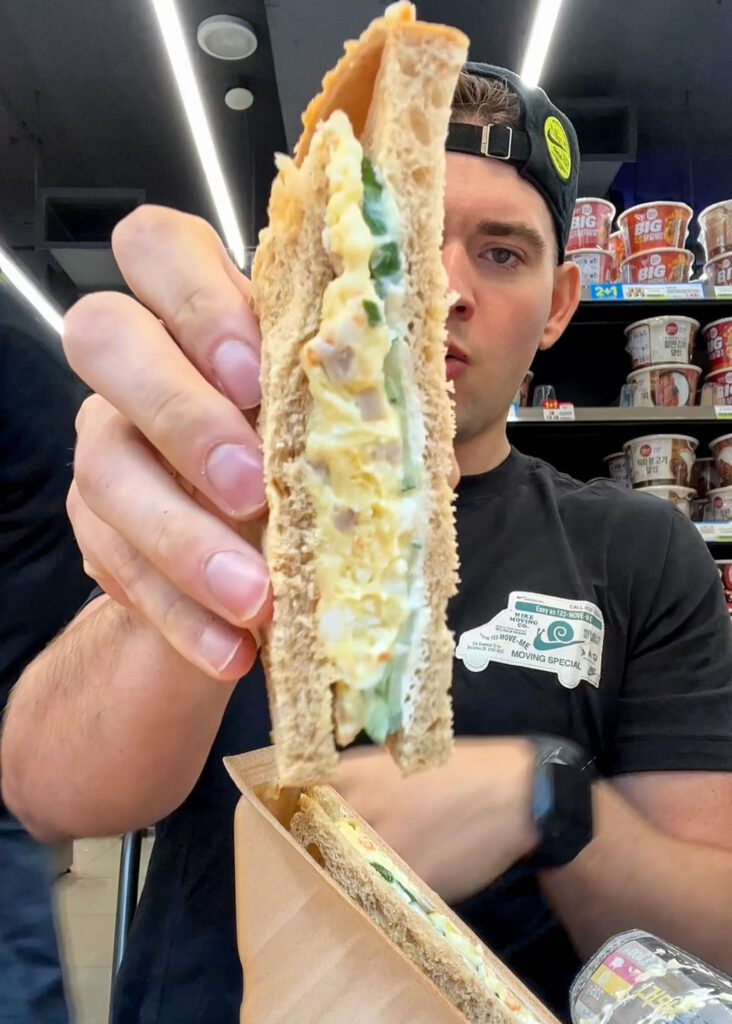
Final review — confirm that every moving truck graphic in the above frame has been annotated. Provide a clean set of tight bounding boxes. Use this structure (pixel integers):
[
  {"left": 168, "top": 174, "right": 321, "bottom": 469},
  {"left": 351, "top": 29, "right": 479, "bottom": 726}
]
[{"left": 455, "top": 591, "right": 604, "bottom": 689}]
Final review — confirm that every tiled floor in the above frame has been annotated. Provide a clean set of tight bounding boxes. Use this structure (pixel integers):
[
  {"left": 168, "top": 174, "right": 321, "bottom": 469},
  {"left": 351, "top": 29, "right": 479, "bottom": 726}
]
[{"left": 55, "top": 835, "right": 154, "bottom": 1024}]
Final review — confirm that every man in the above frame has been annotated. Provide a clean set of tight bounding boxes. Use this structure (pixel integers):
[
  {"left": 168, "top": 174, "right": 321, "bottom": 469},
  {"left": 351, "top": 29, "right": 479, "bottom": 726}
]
[
  {"left": 3, "top": 64, "right": 732, "bottom": 1024},
  {"left": 0, "top": 305, "right": 89, "bottom": 1023}
]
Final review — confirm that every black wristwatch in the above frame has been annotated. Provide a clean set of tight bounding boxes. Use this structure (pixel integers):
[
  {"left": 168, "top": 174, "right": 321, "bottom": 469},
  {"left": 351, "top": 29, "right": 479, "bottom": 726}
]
[{"left": 527, "top": 736, "right": 596, "bottom": 869}]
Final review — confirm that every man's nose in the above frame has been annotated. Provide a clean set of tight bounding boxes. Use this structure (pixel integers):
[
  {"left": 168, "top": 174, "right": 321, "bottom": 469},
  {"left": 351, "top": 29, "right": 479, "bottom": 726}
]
[{"left": 442, "top": 242, "right": 475, "bottom": 321}]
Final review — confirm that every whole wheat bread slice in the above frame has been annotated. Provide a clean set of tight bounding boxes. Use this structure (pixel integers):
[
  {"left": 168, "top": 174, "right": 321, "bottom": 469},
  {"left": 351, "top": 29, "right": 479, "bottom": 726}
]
[
  {"left": 252, "top": 3, "right": 467, "bottom": 786},
  {"left": 290, "top": 786, "right": 552, "bottom": 1024}
]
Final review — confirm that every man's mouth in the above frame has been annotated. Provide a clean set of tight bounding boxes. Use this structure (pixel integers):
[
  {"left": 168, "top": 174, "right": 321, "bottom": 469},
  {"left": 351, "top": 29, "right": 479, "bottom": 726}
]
[{"left": 445, "top": 341, "right": 468, "bottom": 381}]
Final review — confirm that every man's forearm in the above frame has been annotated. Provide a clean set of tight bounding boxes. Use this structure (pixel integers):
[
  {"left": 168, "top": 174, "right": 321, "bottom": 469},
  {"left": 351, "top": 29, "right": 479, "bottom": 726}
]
[
  {"left": 1, "top": 597, "right": 235, "bottom": 842},
  {"left": 540, "top": 783, "right": 732, "bottom": 973}
]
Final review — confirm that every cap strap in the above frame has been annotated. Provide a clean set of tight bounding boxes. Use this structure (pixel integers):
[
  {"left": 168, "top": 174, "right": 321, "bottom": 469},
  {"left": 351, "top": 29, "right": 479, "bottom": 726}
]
[{"left": 447, "top": 122, "right": 530, "bottom": 165}]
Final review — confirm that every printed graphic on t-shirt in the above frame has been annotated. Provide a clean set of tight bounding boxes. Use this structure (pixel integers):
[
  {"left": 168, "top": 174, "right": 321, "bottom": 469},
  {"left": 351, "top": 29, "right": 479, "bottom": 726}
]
[{"left": 455, "top": 591, "right": 604, "bottom": 689}]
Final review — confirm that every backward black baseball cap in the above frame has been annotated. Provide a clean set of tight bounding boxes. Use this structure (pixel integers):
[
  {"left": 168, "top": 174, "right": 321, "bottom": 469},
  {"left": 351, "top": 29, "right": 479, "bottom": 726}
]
[{"left": 447, "top": 62, "right": 580, "bottom": 261}]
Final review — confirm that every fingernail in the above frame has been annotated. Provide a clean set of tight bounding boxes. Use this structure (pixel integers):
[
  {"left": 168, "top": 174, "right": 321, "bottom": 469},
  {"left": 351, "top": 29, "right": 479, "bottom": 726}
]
[
  {"left": 205, "top": 550, "right": 270, "bottom": 622},
  {"left": 211, "top": 341, "right": 261, "bottom": 410},
  {"left": 205, "top": 443, "right": 266, "bottom": 516},
  {"left": 198, "top": 622, "right": 244, "bottom": 673}
]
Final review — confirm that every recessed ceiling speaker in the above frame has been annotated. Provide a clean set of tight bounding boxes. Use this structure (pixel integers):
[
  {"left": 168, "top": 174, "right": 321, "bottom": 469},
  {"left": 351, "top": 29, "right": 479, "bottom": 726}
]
[
  {"left": 224, "top": 87, "right": 254, "bottom": 111},
  {"left": 197, "top": 15, "right": 258, "bottom": 61}
]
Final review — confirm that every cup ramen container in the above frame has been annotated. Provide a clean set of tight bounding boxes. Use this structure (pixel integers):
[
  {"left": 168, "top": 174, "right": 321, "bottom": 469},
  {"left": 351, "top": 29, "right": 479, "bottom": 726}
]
[
  {"left": 715, "top": 560, "right": 732, "bottom": 611},
  {"left": 608, "top": 231, "right": 625, "bottom": 281},
  {"left": 567, "top": 198, "right": 616, "bottom": 251},
  {"left": 703, "top": 318, "right": 732, "bottom": 372},
  {"left": 618, "top": 201, "right": 693, "bottom": 255},
  {"left": 707, "top": 368, "right": 732, "bottom": 407},
  {"left": 691, "top": 456, "right": 721, "bottom": 498},
  {"left": 566, "top": 248, "right": 613, "bottom": 286},
  {"left": 623, "top": 434, "right": 697, "bottom": 488},
  {"left": 691, "top": 497, "right": 711, "bottom": 521},
  {"left": 621, "top": 247, "right": 694, "bottom": 284},
  {"left": 705, "top": 251, "right": 732, "bottom": 289},
  {"left": 624, "top": 316, "right": 699, "bottom": 369},
  {"left": 710, "top": 433, "right": 732, "bottom": 486},
  {"left": 626, "top": 364, "right": 700, "bottom": 407},
  {"left": 570, "top": 929, "right": 732, "bottom": 1024},
  {"left": 637, "top": 485, "right": 695, "bottom": 518},
  {"left": 699, "top": 200, "right": 732, "bottom": 260},
  {"left": 603, "top": 452, "right": 631, "bottom": 489},
  {"left": 707, "top": 486, "right": 732, "bottom": 522},
  {"left": 513, "top": 370, "right": 533, "bottom": 407}
]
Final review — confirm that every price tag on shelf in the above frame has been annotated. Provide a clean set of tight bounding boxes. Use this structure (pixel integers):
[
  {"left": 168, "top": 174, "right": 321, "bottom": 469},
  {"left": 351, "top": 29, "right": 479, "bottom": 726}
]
[
  {"left": 714, "top": 286, "right": 732, "bottom": 299},
  {"left": 715, "top": 406, "right": 732, "bottom": 419},
  {"left": 695, "top": 523, "right": 732, "bottom": 542},
  {"left": 622, "top": 282, "right": 705, "bottom": 301},
  {"left": 542, "top": 401, "right": 575, "bottom": 421}
]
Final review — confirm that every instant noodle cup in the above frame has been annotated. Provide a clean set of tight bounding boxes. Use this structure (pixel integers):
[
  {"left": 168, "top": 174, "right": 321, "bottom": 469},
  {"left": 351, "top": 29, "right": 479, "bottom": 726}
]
[
  {"left": 620, "top": 247, "right": 694, "bottom": 284},
  {"left": 603, "top": 451, "right": 631, "bottom": 489},
  {"left": 715, "top": 560, "right": 732, "bottom": 610},
  {"left": 710, "top": 433, "right": 732, "bottom": 486},
  {"left": 618, "top": 201, "right": 693, "bottom": 254},
  {"left": 691, "top": 456, "right": 721, "bottom": 498},
  {"left": 637, "top": 485, "right": 695, "bottom": 518},
  {"left": 623, "top": 434, "right": 697, "bottom": 488},
  {"left": 706, "top": 368, "right": 732, "bottom": 406},
  {"left": 699, "top": 200, "right": 732, "bottom": 260},
  {"left": 565, "top": 248, "right": 613, "bottom": 286},
  {"left": 703, "top": 317, "right": 732, "bottom": 373},
  {"left": 626, "top": 364, "right": 700, "bottom": 407},
  {"left": 567, "top": 198, "right": 615, "bottom": 251},
  {"left": 624, "top": 316, "right": 699, "bottom": 369},
  {"left": 705, "top": 252, "right": 732, "bottom": 289},
  {"left": 708, "top": 486, "right": 732, "bottom": 522},
  {"left": 608, "top": 231, "right": 625, "bottom": 280},
  {"left": 512, "top": 370, "right": 533, "bottom": 407}
]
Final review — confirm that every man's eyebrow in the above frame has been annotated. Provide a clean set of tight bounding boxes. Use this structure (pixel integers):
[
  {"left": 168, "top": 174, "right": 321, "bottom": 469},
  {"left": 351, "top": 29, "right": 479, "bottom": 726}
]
[{"left": 475, "top": 219, "right": 547, "bottom": 254}]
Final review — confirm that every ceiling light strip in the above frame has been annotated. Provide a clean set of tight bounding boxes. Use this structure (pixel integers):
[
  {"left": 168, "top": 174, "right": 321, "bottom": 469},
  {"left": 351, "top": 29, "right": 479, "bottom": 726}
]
[
  {"left": 0, "top": 245, "right": 64, "bottom": 335},
  {"left": 520, "top": 0, "right": 566, "bottom": 88},
  {"left": 150, "top": 0, "right": 246, "bottom": 268}
]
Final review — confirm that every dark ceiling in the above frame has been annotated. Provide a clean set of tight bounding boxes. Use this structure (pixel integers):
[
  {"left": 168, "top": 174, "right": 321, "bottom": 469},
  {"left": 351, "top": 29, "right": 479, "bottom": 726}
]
[{"left": 0, "top": 0, "right": 730, "bottom": 304}]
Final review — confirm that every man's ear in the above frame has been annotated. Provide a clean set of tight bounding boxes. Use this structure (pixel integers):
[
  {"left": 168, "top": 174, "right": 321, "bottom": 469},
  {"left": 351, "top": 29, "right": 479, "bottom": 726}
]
[{"left": 538, "top": 260, "right": 581, "bottom": 352}]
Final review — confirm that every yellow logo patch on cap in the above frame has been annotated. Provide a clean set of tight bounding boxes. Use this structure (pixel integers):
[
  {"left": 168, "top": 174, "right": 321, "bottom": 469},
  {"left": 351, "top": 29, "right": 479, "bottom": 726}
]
[{"left": 544, "top": 115, "right": 571, "bottom": 181}]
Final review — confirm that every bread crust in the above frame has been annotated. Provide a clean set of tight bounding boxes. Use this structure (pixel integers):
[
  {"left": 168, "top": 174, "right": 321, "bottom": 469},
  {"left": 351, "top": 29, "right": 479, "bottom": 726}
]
[
  {"left": 290, "top": 786, "right": 546, "bottom": 1024},
  {"left": 252, "top": 3, "right": 467, "bottom": 785}
]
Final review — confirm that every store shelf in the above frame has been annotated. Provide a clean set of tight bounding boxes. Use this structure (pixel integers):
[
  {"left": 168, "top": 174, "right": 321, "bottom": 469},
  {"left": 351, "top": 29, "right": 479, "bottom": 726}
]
[
  {"left": 695, "top": 524, "right": 732, "bottom": 543},
  {"left": 508, "top": 407, "right": 724, "bottom": 424},
  {"left": 570, "top": 284, "right": 732, "bottom": 326},
  {"left": 581, "top": 283, "right": 732, "bottom": 303}
]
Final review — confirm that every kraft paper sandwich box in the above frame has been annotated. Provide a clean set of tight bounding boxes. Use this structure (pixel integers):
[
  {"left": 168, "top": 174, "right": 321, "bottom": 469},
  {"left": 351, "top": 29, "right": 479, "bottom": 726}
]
[{"left": 225, "top": 746, "right": 559, "bottom": 1024}]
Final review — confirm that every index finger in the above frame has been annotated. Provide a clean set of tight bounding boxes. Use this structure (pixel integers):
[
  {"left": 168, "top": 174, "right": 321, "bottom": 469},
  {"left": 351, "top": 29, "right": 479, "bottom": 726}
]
[{"left": 112, "top": 205, "right": 262, "bottom": 411}]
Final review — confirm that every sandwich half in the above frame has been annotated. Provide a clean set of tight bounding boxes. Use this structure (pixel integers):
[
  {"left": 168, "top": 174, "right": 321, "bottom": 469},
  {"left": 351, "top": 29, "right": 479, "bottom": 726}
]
[
  {"left": 252, "top": 2, "right": 466, "bottom": 785},
  {"left": 290, "top": 786, "right": 548, "bottom": 1024}
]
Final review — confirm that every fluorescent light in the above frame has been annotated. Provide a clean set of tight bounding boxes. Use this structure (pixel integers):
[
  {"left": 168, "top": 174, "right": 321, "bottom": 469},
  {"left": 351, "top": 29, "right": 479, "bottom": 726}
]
[
  {"left": 520, "top": 0, "right": 566, "bottom": 87},
  {"left": 0, "top": 245, "right": 64, "bottom": 335},
  {"left": 150, "top": 0, "right": 246, "bottom": 268}
]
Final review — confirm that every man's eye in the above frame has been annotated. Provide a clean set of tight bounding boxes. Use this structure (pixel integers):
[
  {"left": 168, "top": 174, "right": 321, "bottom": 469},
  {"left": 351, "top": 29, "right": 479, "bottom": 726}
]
[
  {"left": 480, "top": 247, "right": 520, "bottom": 267},
  {"left": 491, "top": 248, "right": 516, "bottom": 265}
]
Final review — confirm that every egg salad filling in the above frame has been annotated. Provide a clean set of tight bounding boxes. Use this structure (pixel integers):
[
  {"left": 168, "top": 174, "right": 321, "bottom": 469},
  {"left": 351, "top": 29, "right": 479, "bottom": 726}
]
[
  {"left": 335, "top": 819, "right": 536, "bottom": 1024},
  {"left": 301, "top": 111, "right": 428, "bottom": 746}
]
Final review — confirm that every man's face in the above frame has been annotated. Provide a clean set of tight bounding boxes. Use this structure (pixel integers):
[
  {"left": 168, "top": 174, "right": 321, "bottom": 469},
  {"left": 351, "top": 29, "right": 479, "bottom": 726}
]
[{"left": 442, "top": 152, "right": 580, "bottom": 446}]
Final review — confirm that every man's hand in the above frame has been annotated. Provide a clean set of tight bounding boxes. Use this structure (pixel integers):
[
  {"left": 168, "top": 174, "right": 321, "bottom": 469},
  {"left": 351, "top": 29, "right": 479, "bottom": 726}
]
[
  {"left": 64, "top": 206, "right": 272, "bottom": 681},
  {"left": 335, "top": 738, "right": 538, "bottom": 904}
]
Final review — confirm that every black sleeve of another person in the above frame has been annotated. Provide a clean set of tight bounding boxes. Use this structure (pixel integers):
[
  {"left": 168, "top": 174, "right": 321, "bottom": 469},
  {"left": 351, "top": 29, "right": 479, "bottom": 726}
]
[
  {"left": 610, "top": 507, "right": 732, "bottom": 775},
  {"left": 0, "top": 322, "right": 94, "bottom": 712}
]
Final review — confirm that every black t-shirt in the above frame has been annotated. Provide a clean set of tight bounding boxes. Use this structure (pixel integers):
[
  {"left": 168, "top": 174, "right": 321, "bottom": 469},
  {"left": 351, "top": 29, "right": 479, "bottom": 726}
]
[
  {"left": 108, "top": 449, "right": 732, "bottom": 1024},
  {"left": 1, "top": 322, "right": 89, "bottom": 721}
]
